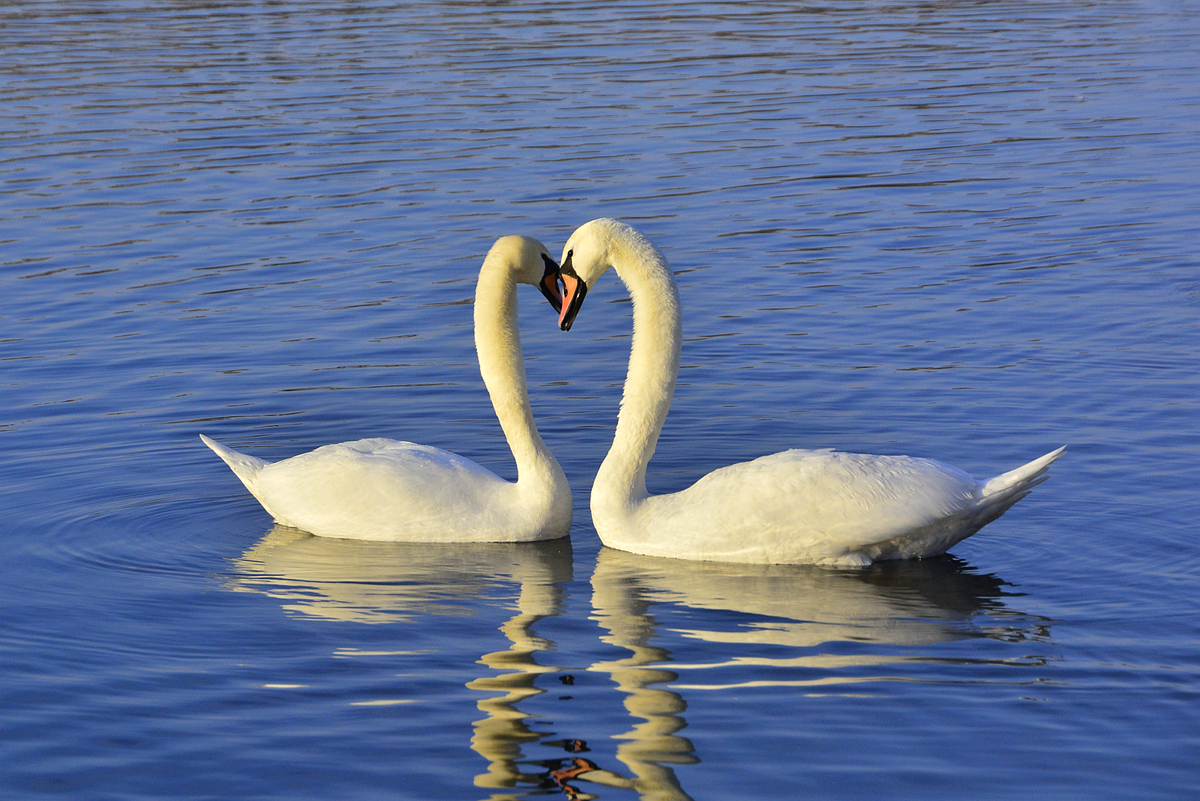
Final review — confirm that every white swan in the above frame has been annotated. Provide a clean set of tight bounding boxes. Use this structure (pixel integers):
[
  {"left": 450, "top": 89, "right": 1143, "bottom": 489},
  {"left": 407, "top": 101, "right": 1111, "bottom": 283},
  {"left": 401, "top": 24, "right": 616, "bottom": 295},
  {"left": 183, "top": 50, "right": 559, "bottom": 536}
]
[
  {"left": 202, "top": 235, "right": 572, "bottom": 542},
  {"left": 554, "top": 218, "right": 1063, "bottom": 566}
]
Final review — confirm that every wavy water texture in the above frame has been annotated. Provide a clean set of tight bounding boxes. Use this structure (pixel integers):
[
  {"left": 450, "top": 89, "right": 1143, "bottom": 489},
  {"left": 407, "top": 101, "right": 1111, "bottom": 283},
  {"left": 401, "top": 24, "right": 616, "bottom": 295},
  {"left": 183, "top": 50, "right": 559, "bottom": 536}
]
[{"left": 1, "top": 2, "right": 1198, "bottom": 799}]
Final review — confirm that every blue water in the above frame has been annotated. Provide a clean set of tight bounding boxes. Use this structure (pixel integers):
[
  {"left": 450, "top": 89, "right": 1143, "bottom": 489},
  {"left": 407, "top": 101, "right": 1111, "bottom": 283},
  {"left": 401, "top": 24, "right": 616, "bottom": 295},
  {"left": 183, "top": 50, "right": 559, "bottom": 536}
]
[{"left": 3, "top": 1, "right": 1199, "bottom": 798}]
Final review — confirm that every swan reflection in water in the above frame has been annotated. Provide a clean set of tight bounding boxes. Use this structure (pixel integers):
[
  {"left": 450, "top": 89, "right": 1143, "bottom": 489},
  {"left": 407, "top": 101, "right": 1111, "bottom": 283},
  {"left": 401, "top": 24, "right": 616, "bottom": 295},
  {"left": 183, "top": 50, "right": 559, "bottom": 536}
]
[
  {"left": 229, "top": 526, "right": 583, "bottom": 796},
  {"left": 229, "top": 529, "right": 1051, "bottom": 800},
  {"left": 568, "top": 547, "right": 1052, "bottom": 800}
]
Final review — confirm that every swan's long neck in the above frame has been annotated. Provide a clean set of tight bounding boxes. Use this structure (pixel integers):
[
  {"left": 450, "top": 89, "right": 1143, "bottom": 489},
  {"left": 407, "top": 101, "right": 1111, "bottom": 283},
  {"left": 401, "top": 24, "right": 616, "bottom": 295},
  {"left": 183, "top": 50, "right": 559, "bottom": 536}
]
[
  {"left": 474, "top": 258, "right": 561, "bottom": 490},
  {"left": 593, "top": 233, "right": 682, "bottom": 515}
]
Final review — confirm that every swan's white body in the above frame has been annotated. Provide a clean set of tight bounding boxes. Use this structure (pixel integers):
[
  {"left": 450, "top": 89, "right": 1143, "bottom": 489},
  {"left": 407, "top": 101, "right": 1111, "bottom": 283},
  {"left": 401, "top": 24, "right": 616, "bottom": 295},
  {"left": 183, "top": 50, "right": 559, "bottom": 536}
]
[
  {"left": 556, "top": 218, "right": 1063, "bottom": 566},
  {"left": 202, "top": 236, "right": 572, "bottom": 542}
]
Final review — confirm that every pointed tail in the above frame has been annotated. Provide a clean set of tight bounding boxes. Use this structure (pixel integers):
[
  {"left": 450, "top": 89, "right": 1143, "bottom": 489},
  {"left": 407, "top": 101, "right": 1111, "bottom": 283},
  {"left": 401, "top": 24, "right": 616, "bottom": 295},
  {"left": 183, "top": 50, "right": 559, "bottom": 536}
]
[
  {"left": 983, "top": 446, "right": 1065, "bottom": 497},
  {"left": 973, "top": 446, "right": 1065, "bottom": 526},
  {"left": 200, "top": 434, "right": 268, "bottom": 490}
]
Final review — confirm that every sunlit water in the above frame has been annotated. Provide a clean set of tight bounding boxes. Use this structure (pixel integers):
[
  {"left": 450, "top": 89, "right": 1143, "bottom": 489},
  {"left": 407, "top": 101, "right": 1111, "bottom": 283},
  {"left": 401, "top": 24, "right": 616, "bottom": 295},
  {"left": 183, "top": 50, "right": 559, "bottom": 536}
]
[{"left": 3, "top": 1, "right": 1199, "bottom": 798}]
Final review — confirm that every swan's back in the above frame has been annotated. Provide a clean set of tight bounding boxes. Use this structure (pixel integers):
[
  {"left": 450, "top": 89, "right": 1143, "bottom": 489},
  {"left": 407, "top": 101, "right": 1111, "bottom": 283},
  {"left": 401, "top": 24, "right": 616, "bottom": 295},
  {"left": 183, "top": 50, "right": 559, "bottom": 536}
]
[
  {"left": 201, "top": 435, "right": 558, "bottom": 542},
  {"left": 253, "top": 439, "right": 511, "bottom": 540},
  {"left": 620, "top": 447, "right": 1065, "bottom": 565}
]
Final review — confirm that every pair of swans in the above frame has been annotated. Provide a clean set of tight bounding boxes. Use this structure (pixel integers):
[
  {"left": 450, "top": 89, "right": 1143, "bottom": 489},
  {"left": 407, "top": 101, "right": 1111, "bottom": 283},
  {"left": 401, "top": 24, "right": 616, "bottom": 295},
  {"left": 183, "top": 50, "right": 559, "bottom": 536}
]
[{"left": 204, "top": 220, "right": 1063, "bottom": 566}]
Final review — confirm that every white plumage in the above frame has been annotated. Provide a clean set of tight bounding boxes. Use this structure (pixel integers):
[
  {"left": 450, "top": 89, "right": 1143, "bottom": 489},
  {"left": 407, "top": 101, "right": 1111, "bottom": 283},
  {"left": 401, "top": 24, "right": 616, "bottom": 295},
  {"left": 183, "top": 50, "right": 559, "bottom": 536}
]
[
  {"left": 202, "top": 235, "right": 571, "bottom": 542},
  {"left": 554, "top": 218, "right": 1063, "bottom": 565}
]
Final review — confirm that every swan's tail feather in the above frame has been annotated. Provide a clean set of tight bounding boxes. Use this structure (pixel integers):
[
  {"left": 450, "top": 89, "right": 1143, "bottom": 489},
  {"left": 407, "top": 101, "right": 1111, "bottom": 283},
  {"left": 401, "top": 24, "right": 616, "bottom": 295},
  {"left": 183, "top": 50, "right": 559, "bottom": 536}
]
[
  {"left": 972, "top": 446, "right": 1065, "bottom": 526},
  {"left": 982, "top": 446, "right": 1065, "bottom": 498},
  {"left": 200, "top": 434, "right": 267, "bottom": 490}
]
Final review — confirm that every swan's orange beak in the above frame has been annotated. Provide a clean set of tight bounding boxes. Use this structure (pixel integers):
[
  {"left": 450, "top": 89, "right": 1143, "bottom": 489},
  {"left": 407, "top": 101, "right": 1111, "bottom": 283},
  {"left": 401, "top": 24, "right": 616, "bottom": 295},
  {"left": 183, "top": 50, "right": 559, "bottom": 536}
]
[
  {"left": 557, "top": 254, "right": 588, "bottom": 332},
  {"left": 538, "top": 253, "right": 563, "bottom": 314}
]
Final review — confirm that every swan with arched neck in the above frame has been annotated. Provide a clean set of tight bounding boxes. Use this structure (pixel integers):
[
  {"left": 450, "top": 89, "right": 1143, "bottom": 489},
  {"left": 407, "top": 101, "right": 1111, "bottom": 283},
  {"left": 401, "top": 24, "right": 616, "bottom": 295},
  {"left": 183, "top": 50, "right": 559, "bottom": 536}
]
[
  {"left": 554, "top": 218, "right": 1063, "bottom": 566},
  {"left": 202, "top": 235, "right": 571, "bottom": 542}
]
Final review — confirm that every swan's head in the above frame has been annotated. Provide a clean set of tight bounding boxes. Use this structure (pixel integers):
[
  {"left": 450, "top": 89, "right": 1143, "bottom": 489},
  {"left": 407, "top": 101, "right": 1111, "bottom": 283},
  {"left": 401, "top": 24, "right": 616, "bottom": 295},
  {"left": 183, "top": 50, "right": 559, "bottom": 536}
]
[
  {"left": 555, "top": 218, "right": 634, "bottom": 331},
  {"left": 489, "top": 235, "right": 563, "bottom": 313}
]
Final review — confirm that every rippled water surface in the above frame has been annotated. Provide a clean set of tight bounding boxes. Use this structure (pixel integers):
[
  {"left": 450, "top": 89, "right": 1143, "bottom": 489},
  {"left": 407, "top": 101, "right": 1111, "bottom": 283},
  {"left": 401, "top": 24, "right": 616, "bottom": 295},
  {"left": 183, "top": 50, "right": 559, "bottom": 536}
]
[{"left": 3, "top": 2, "right": 1199, "bottom": 798}]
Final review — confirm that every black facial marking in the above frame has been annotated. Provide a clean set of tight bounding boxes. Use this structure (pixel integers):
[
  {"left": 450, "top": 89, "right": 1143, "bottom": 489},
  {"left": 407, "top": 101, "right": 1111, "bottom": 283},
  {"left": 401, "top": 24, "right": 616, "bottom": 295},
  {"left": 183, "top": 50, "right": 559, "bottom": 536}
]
[
  {"left": 538, "top": 253, "right": 563, "bottom": 313},
  {"left": 560, "top": 251, "right": 579, "bottom": 279}
]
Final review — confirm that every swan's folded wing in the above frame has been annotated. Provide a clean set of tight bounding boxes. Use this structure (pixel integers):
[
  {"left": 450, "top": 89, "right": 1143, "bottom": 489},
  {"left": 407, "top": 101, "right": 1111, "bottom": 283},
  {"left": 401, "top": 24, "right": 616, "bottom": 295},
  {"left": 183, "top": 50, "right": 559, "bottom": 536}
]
[
  {"left": 252, "top": 439, "right": 511, "bottom": 540},
  {"left": 764, "top": 449, "right": 978, "bottom": 543},
  {"left": 643, "top": 449, "right": 980, "bottom": 563}
]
